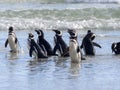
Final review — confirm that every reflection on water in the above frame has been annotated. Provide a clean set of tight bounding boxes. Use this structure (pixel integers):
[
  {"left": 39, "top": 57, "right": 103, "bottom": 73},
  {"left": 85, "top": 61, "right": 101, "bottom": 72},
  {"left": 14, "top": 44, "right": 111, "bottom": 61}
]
[
  {"left": 1, "top": 50, "right": 120, "bottom": 90},
  {"left": 69, "top": 63, "right": 81, "bottom": 77},
  {"left": 5, "top": 52, "right": 18, "bottom": 60},
  {"left": 1, "top": 30, "right": 120, "bottom": 90},
  {"left": 54, "top": 57, "right": 69, "bottom": 67}
]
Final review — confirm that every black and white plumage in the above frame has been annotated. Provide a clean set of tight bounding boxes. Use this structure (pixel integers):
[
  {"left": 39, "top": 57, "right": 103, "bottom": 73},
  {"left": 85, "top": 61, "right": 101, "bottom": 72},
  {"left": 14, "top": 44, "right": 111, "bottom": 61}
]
[
  {"left": 35, "top": 29, "right": 56, "bottom": 56},
  {"left": 53, "top": 29, "right": 69, "bottom": 57},
  {"left": 80, "top": 30, "right": 101, "bottom": 55},
  {"left": 27, "top": 33, "right": 48, "bottom": 59},
  {"left": 5, "top": 26, "right": 18, "bottom": 53},
  {"left": 68, "top": 30, "right": 81, "bottom": 63},
  {"left": 111, "top": 42, "right": 120, "bottom": 54}
]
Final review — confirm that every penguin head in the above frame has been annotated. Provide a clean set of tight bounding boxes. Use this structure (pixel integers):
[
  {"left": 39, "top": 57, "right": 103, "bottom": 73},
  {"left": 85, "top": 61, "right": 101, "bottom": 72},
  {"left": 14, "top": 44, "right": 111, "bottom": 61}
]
[
  {"left": 87, "top": 32, "right": 96, "bottom": 41},
  {"left": 68, "top": 29, "right": 77, "bottom": 39},
  {"left": 53, "top": 29, "right": 62, "bottom": 36},
  {"left": 8, "top": 26, "right": 14, "bottom": 33},
  {"left": 35, "top": 29, "right": 44, "bottom": 38},
  {"left": 28, "top": 33, "right": 34, "bottom": 39},
  {"left": 87, "top": 30, "right": 91, "bottom": 34},
  {"left": 35, "top": 29, "right": 42, "bottom": 36},
  {"left": 111, "top": 42, "right": 116, "bottom": 53},
  {"left": 91, "top": 33, "right": 96, "bottom": 40},
  {"left": 86, "top": 30, "right": 96, "bottom": 40}
]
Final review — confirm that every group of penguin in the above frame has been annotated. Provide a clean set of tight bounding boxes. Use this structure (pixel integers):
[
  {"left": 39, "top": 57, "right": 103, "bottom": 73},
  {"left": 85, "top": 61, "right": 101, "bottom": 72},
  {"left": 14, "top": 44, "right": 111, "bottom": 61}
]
[
  {"left": 27, "top": 29, "right": 84, "bottom": 63},
  {"left": 5, "top": 26, "right": 120, "bottom": 63}
]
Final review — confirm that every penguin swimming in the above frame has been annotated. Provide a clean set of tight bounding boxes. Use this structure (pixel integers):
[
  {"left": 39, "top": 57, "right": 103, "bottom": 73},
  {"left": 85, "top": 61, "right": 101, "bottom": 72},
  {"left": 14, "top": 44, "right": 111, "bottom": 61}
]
[
  {"left": 111, "top": 42, "right": 120, "bottom": 54},
  {"left": 53, "top": 29, "right": 69, "bottom": 57},
  {"left": 5, "top": 26, "right": 18, "bottom": 53},
  {"left": 80, "top": 30, "right": 101, "bottom": 55},
  {"left": 35, "top": 29, "right": 56, "bottom": 56},
  {"left": 68, "top": 29, "right": 81, "bottom": 63},
  {"left": 27, "top": 33, "right": 48, "bottom": 59}
]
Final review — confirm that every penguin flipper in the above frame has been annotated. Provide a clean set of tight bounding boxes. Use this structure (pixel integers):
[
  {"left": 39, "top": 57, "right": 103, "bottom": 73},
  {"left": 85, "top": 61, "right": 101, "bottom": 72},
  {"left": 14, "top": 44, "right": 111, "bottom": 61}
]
[
  {"left": 93, "top": 42, "right": 101, "bottom": 48},
  {"left": 77, "top": 46, "right": 80, "bottom": 53},
  {"left": 80, "top": 45, "right": 83, "bottom": 49},
  {"left": 40, "top": 45, "right": 47, "bottom": 56},
  {"left": 53, "top": 43, "right": 60, "bottom": 54},
  {"left": 29, "top": 47, "right": 34, "bottom": 57},
  {"left": 15, "top": 38, "right": 18, "bottom": 44},
  {"left": 39, "top": 44, "right": 47, "bottom": 53},
  {"left": 77, "top": 46, "right": 86, "bottom": 60},
  {"left": 5, "top": 39, "right": 8, "bottom": 48}
]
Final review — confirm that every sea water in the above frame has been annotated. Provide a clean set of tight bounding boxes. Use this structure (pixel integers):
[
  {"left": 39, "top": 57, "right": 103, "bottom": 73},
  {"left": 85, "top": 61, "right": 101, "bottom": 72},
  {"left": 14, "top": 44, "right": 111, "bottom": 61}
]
[{"left": 0, "top": 0, "right": 120, "bottom": 90}]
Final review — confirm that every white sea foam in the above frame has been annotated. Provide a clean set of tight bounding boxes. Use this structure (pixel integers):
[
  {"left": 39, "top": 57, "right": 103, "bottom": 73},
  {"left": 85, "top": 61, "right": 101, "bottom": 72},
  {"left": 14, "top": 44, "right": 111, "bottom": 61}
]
[
  {"left": 0, "top": 1, "right": 119, "bottom": 30},
  {"left": 0, "top": 17, "right": 120, "bottom": 31}
]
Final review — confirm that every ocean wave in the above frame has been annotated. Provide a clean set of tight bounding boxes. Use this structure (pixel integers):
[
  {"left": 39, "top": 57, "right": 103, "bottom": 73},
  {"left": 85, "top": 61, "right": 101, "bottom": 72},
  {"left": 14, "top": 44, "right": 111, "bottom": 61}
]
[
  {"left": 0, "top": 18, "right": 120, "bottom": 31},
  {"left": 66, "top": 0, "right": 120, "bottom": 4},
  {"left": 0, "top": 0, "right": 120, "bottom": 4},
  {"left": 0, "top": 7, "right": 120, "bottom": 19},
  {"left": 0, "top": 5, "right": 120, "bottom": 30}
]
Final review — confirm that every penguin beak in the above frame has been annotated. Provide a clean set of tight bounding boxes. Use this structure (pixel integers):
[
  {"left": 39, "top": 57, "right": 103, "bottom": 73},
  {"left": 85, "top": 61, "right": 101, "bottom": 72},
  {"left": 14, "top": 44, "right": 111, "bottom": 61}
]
[
  {"left": 52, "top": 29, "right": 62, "bottom": 36},
  {"left": 35, "top": 29, "right": 39, "bottom": 33},
  {"left": 52, "top": 29, "right": 58, "bottom": 33}
]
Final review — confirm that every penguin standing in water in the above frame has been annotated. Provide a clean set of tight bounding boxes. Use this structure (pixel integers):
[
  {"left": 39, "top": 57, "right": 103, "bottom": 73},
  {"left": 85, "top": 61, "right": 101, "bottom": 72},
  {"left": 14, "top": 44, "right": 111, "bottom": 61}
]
[
  {"left": 111, "top": 42, "right": 120, "bottom": 54},
  {"left": 53, "top": 29, "right": 69, "bottom": 57},
  {"left": 80, "top": 30, "right": 101, "bottom": 55},
  {"left": 5, "top": 26, "right": 18, "bottom": 53},
  {"left": 27, "top": 33, "right": 48, "bottom": 59},
  {"left": 67, "top": 29, "right": 86, "bottom": 60},
  {"left": 35, "top": 29, "right": 56, "bottom": 56},
  {"left": 68, "top": 30, "right": 81, "bottom": 63}
]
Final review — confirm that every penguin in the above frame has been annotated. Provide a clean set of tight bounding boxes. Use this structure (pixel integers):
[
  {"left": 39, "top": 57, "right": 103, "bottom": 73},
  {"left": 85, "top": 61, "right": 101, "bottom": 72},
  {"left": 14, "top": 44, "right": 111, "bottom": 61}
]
[
  {"left": 80, "top": 30, "right": 101, "bottom": 55},
  {"left": 27, "top": 33, "right": 48, "bottom": 59},
  {"left": 53, "top": 29, "right": 69, "bottom": 57},
  {"left": 35, "top": 29, "right": 57, "bottom": 56},
  {"left": 111, "top": 42, "right": 120, "bottom": 54},
  {"left": 68, "top": 30, "right": 81, "bottom": 63},
  {"left": 5, "top": 26, "right": 18, "bottom": 53},
  {"left": 67, "top": 29, "right": 86, "bottom": 60}
]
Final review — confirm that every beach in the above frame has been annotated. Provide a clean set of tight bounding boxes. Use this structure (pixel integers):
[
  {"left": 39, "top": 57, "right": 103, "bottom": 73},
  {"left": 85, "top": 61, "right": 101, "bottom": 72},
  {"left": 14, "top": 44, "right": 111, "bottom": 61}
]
[{"left": 0, "top": 0, "right": 120, "bottom": 90}]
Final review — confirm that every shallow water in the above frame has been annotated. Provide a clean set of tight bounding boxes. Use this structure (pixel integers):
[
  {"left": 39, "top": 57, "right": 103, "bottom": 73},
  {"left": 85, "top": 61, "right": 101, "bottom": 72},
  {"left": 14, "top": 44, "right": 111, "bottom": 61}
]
[
  {"left": 0, "top": 0, "right": 120, "bottom": 89},
  {"left": 0, "top": 30, "right": 120, "bottom": 90}
]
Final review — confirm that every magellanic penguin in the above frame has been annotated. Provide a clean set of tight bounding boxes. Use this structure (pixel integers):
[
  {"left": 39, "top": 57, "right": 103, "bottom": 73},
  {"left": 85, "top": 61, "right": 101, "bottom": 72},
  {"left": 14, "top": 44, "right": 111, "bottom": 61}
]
[
  {"left": 35, "top": 29, "right": 56, "bottom": 56},
  {"left": 5, "top": 26, "right": 18, "bottom": 53},
  {"left": 27, "top": 33, "right": 48, "bottom": 59},
  {"left": 53, "top": 29, "right": 69, "bottom": 57},
  {"left": 80, "top": 30, "right": 101, "bottom": 55},
  {"left": 111, "top": 42, "right": 120, "bottom": 54},
  {"left": 68, "top": 30, "right": 81, "bottom": 63}
]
